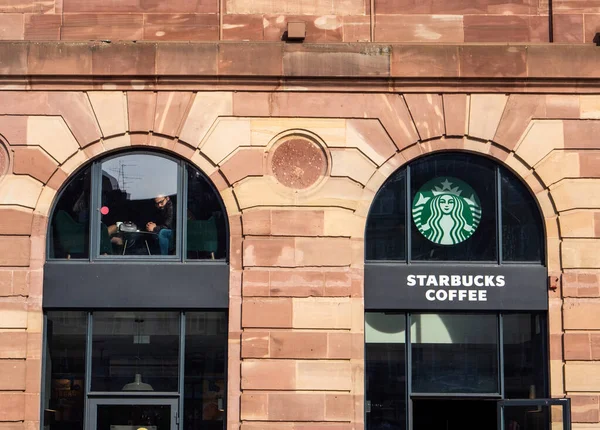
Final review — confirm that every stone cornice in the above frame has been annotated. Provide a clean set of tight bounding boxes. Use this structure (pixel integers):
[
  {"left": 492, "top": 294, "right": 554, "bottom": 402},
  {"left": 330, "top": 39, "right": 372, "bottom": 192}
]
[{"left": 2, "top": 41, "right": 600, "bottom": 92}]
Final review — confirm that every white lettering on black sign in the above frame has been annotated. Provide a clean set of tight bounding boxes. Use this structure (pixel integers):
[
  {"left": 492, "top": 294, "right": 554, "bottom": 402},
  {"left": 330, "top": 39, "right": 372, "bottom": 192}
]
[{"left": 406, "top": 275, "right": 505, "bottom": 302}]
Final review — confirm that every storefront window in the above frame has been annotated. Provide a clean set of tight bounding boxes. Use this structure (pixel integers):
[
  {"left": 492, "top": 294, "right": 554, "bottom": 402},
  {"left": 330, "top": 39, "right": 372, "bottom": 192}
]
[
  {"left": 43, "top": 312, "right": 87, "bottom": 430},
  {"left": 48, "top": 150, "right": 227, "bottom": 261},
  {"left": 365, "top": 313, "right": 406, "bottom": 430},
  {"left": 411, "top": 313, "right": 498, "bottom": 394},
  {"left": 91, "top": 312, "right": 180, "bottom": 392}
]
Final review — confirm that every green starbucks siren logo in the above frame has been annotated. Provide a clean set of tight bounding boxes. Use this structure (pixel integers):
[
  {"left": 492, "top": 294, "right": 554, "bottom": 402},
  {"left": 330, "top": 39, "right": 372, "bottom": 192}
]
[{"left": 412, "top": 177, "right": 482, "bottom": 245}]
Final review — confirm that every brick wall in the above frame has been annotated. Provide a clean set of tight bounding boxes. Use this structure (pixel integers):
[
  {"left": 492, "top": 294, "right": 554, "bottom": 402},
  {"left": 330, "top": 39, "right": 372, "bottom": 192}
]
[
  {"left": 1, "top": 86, "right": 600, "bottom": 428},
  {"left": 2, "top": 0, "right": 600, "bottom": 42}
]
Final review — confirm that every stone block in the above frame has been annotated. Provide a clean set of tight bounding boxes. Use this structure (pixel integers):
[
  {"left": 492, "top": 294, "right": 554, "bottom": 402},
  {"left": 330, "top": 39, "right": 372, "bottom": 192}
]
[
  {"left": 143, "top": 13, "right": 218, "bottom": 41},
  {"left": 47, "top": 92, "right": 103, "bottom": 147},
  {"left": 283, "top": 44, "right": 390, "bottom": 77},
  {"left": 127, "top": 91, "right": 156, "bottom": 132},
  {"left": 493, "top": 94, "right": 544, "bottom": 151},
  {"left": 270, "top": 331, "right": 328, "bottom": 358},
  {"left": 225, "top": 0, "right": 365, "bottom": 15},
  {"left": 0, "top": 331, "right": 27, "bottom": 358},
  {"left": 222, "top": 14, "right": 264, "bottom": 41},
  {"left": 88, "top": 91, "right": 128, "bottom": 138},
  {"left": 242, "top": 297, "right": 293, "bottom": 328},
  {"left": 0, "top": 393, "right": 25, "bottom": 421},
  {"left": 391, "top": 45, "right": 458, "bottom": 77},
  {"left": 153, "top": 92, "right": 194, "bottom": 137},
  {"left": 0, "top": 359, "right": 26, "bottom": 390},
  {"left": 295, "top": 237, "right": 353, "bottom": 267},
  {"left": 566, "top": 362, "right": 600, "bottom": 391},
  {"left": 535, "top": 150, "right": 579, "bottom": 187},
  {"left": 564, "top": 120, "right": 600, "bottom": 149},
  {"left": 442, "top": 94, "right": 467, "bottom": 136},
  {"left": 571, "top": 396, "right": 600, "bottom": 423},
  {"left": 64, "top": 0, "right": 217, "bottom": 13},
  {"left": 374, "top": 14, "right": 463, "bottom": 42},
  {"left": 179, "top": 92, "right": 233, "bottom": 147},
  {"left": 0, "top": 14, "right": 24, "bottom": 40},
  {"left": 553, "top": 13, "right": 584, "bottom": 43},
  {"left": 24, "top": 14, "right": 61, "bottom": 40},
  {"left": 0, "top": 206, "right": 33, "bottom": 235},
  {"left": 546, "top": 94, "right": 580, "bottom": 119},
  {"left": 564, "top": 298, "right": 600, "bottom": 329},
  {"left": 271, "top": 210, "right": 325, "bottom": 237},
  {"left": 468, "top": 94, "right": 508, "bottom": 141},
  {"left": 330, "top": 148, "right": 376, "bottom": 185},
  {"left": 0, "top": 297, "right": 28, "bottom": 328},
  {"left": 12, "top": 146, "right": 57, "bottom": 184},
  {"left": 562, "top": 239, "right": 600, "bottom": 269},
  {"left": 0, "top": 42, "right": 27, "bottom": 75},
  {"left": 559, "top": 210, "right": 598, "bottom": 238},
  {"left": 292, "top": 297, "right": 352, "bottom": 329},
  {"left": 268, "top": 393, "right": 325, "bottom": 421},
  {"left": 296, "top": 360, "right": 352, "bottom": 390},
  {"left": 269, "top": 270, "right": 325, "bottom": 297},
  {"left": 464, "top": 15, "right": 545, "bottom": 42},
  {"left": 551, "top": 180, "right": 600, "bottom": 212},
  {"left": 241, "top": 331, "right": 270, "bottom": 357},
  {"left": 325, "top": 394, "right": 354, "bottom": 421},
  {"left": 343, "top": 15, "right": 371, "bottom": 42},
  {"left": 528, "top": 45, "right": 600, "bottom": 78},
  {"left": 15, "top": 116, "right": 80, "bottom": 163},
  {"left": 514, "top": 120, "right": 564, "bottom": 168},
  {"left": 156, "top": 42, "right": 218, "bottom": 75},
  {"left": 243, "top": 237, "right": 296, "bottom": 267},
  {"left": 564, "top": 332, "right": 591, "bottom": 360},
  {"left": 91, "top": 42, "right": 156, "bottom": 75},
  {"left": 220, "top": 148, "right": 264, "bottom": 185},
  {"left": 404, "top": 94, "right": 445, "bottom": 140},
  {"left": 584, "top": 13, "right": 600, "bottom": 43},
  {"left": 563, "top": 272, "right": 600, "bottom": 298},
  {"left": 0, "top": 236, "right": 30, "bottom": 267},
  {"left": 242, "top": 360, "right": 295, "bottom": 390},
  {"left": 232, "top": 92, "right": 271, "bottom": 117},
  {"left": 240, "top": 392, "right": 269, "bottom": 421},
  {"left": 219, "top": 43, "right": 282, "bottom": 76},
  {"left": 61, "top": 13, "right": 144, "bottom": 40}
]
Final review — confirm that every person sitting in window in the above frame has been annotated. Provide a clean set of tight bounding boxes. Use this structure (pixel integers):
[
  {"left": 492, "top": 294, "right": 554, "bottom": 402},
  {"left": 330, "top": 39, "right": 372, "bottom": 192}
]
[{"left": 146, "top": 195, "right": 174, "bottom": 255}]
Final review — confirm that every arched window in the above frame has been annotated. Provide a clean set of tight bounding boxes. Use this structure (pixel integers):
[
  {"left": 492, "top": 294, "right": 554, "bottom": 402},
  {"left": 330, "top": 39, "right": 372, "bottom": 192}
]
[
  {"left": 364, "top": 153, "right": 556, "bottom": 430},
  {"left": 48, "top": 151, "right": 227, "bottom": 260},
  {"left": 42, "top": 151, "right": 229, "bottom": 430}
]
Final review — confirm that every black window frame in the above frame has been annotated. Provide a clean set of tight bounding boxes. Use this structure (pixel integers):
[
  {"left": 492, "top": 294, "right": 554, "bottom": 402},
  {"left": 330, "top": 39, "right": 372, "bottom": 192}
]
[
  {"left": 365, "top": 151, "right": 546, "bottom": 265},
  {"left": 47, "top": 149, "right": 229, "bottom": 263}
]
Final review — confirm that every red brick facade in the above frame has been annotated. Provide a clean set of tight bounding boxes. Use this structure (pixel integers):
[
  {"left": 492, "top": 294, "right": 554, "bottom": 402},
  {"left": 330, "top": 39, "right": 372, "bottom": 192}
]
[{"left": 1, "top": 1, "right": 600, "bottom": 428}]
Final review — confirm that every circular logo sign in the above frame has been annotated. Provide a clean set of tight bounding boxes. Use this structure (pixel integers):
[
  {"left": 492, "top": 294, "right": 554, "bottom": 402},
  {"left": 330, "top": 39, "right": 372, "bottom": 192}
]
[{"left": 412, "top": 177, "right": 482, "bottom": 245}]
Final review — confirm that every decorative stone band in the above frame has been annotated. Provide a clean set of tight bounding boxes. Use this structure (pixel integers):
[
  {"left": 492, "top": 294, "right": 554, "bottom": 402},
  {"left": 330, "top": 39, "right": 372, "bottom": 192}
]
[{"left": 3, "top": 41, "right": 600, "bottom": 84}]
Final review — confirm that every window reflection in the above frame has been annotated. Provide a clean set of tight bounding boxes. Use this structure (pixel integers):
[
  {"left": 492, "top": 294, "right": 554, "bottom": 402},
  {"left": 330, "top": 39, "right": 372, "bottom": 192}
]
[
  {"left": 43, "top": 312, "right": 87, "bottom": 430},
  {"left": 365, "top": 313, "right": 406, "bottom": 430},
  {"left": 503, "top": 314, "right": 547, "bottom": 398},
  {"left": 91, "top": 312, "right": 180, "bottom": 392},
  {"left": 100, "top": 154, "right": 178, "bottom": 256},
  {"left": 366, "top": 171, "right": 406, "bottom": 261},
  {"left": 411, "top": 313, "right": 498, "bottom": 393},
  {"left": 50, "top": 167, "right": 91, "bottom": 259},
  {"left": 184, "top": 312, "right": 227, "bottom": 430},
  {"left": 186, "top": 168, "right": 227, "bottom": 260},
  {"left": 501, "top": 169, "right": 543, "bottom": 263}
]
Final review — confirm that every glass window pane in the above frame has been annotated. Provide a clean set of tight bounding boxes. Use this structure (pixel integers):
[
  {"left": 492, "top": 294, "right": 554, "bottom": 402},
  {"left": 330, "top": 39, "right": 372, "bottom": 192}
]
[
  {"left": 365, "top": 313, "right": 406, "bottom": 430},
  {"left": 501, "top": 168, "right": 543, "bottom": 263},
  {"left": 411, "top": 313, "right": 498, "bottom": 393},
  {"left": 410, "top": 153, "right": 497, "bottom": 261},
  {"left": 503, "top": 313, "right": 547, "bottom": 399},
  {"left": 502, "top": 404, "right": 552, "bottom": 430},
  {"left": 50, "top": 167, "right": 91, "bottom": 259},
  {"left": 184, "top": 312, "right": 228, "bottom": 429},
  {"left": 365, "top": 169, "right": 406, "bottom": 261},
  {"left": 43, "top": 312, "right": 87, "bottom": 430},
  {"left": 186, "top": 167, "right": 227, "bottom": 260},
  {"left": 91, "top": 312, "right": 179, "bottom": 392},
  {"left": 100, "top": 154, "right": 178, "bottom": 256}
]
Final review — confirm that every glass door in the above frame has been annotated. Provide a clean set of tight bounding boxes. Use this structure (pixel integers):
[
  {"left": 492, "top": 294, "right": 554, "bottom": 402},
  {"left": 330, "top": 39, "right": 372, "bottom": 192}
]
[
  {"left": 497, "top": 399, "right": 571, "bottom": 430},
  {"left": 88, "top": 398, "right": 178, "bottom": 430}
]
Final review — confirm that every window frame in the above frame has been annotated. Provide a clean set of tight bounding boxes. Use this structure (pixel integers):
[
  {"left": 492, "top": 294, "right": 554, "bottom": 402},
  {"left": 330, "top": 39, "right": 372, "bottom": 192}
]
[{"left": 46, "top": 149, "right": 229, "bottom": 263}]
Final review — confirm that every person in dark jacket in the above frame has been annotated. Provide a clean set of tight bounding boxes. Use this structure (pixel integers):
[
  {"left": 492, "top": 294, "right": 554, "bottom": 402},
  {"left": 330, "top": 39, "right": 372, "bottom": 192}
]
[{"left": 146, "top": 195, "right": 174, "bottom": 255}]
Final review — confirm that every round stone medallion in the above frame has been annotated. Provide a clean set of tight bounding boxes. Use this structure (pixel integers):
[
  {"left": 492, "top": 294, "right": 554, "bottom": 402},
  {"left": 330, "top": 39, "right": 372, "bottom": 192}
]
[{"left": 269, "top": 137, "right": 327, "bottom": 190}]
